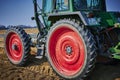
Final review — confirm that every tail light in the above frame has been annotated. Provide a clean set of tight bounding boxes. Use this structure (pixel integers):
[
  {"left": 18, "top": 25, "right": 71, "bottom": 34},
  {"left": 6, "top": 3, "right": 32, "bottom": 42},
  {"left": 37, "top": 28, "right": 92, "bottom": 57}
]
[{"left": 87, "top": 12, "right": 94, "bottom": 18}]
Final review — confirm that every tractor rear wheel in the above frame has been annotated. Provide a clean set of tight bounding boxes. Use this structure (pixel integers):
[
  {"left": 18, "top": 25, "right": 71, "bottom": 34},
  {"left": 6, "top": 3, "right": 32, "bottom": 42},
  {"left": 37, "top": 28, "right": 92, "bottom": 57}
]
[
  {"left": 5, "top": 26, "right": 31, "bottom": 66},
  {"left": 46, "top": 19, "right": 97, "bottom": 79}
]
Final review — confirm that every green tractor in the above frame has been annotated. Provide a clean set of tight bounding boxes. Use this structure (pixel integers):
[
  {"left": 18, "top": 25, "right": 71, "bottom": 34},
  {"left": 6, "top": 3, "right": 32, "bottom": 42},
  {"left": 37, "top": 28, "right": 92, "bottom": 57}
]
[{"left": 4, "top": 0, "right": 120, "bottom": 79}]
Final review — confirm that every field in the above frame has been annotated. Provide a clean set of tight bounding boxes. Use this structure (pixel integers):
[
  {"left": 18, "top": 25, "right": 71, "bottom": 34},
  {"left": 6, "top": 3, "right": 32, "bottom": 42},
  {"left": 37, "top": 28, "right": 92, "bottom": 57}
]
[
  {"left": 0, "top": 28, "right": 60, "bottom": 80},
  {"left": 0, "top": 28, "right": 120, "bottom": 80}
]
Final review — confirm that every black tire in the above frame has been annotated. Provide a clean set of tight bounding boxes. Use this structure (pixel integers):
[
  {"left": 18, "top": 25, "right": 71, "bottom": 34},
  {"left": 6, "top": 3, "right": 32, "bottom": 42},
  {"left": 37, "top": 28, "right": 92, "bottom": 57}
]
[
  {"left": 46, "top": 19, "right": 97, "bottom": 79},
  {"left": 4, "top": 26, "right": 31, "bottom": 66}
]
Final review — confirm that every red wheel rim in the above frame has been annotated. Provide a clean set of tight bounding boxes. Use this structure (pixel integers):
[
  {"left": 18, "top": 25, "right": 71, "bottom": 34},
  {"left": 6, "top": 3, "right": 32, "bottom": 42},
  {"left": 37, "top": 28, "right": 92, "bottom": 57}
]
[
  {"left": 48, "top": 25, "right": 85, "bottom": 76},
  {"left": 6, "top": 32, "right": 23, "bottom": 62}
]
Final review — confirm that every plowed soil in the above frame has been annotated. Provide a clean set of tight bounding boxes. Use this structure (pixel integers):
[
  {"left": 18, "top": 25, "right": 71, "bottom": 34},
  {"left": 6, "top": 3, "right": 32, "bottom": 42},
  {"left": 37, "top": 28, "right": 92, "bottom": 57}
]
[
  {"left": 1, "top": 28, "right": 120, "bottom": 80},
  {"left": 1, "top": 46, "right": 120, "bottom": 80},
  {"left": 0, "top": 47, "right": 62, "bottom": 80},
  {"left": 0, "top": 28, "right": 62, "bottom": 80}
]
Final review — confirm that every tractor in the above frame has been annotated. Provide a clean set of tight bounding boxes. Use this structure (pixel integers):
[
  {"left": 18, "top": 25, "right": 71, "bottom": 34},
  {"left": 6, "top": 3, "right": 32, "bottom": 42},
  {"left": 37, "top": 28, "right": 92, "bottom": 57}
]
[{"left": 4, "top": 0, "right": 120, "bottom": 79}]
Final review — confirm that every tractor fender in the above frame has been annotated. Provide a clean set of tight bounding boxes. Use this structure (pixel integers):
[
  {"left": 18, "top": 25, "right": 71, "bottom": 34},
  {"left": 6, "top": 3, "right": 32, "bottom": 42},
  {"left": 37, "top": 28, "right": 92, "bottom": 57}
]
[{"left": 48, "top": 11, "right": 88, "bottom": 26}]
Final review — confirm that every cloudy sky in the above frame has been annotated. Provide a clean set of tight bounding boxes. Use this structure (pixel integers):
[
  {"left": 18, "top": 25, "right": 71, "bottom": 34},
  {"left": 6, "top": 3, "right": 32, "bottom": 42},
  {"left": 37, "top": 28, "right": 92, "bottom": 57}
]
[{"left": 0, "top": 0, "right": 120, "bottom": 26}]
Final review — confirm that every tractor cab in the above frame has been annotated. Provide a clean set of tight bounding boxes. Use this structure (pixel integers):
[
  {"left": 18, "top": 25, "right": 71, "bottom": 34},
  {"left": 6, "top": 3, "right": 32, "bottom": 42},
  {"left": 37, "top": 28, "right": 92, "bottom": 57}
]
[
  {"left": 42, "top": 0, "right": 106, "bottom": 13},
  {"left": 41, "top": 0, "right": 120, "bottom": 27}
]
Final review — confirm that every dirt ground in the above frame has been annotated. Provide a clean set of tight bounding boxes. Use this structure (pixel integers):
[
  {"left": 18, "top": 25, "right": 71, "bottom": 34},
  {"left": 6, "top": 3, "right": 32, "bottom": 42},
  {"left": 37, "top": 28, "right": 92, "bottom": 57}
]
[
  {"left": 0, "top": 47, "right": 62, "bottom": 80},
  {"left": 1, "top": 47, "right": 120, "bottom": 80},
  {"left": 0, "top": 29, "right": 61, "bottom": 80},
  {"left": 1, "top": 28, "right": 120, "bottom": 80}
]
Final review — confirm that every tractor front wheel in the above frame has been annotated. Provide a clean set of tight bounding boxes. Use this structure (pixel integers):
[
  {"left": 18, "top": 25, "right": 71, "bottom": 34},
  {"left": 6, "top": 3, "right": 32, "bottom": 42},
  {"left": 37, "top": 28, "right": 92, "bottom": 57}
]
[
  {"left": 5, "top": 26, "right": 31, "bottom": 66},
  {"left": 46, "top": 19, "right": 96, "bottom": 79}
]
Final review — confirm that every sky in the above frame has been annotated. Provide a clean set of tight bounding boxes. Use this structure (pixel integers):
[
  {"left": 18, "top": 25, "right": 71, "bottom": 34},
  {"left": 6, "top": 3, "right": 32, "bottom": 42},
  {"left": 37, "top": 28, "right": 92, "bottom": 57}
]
[{"left": 0, "top": 0, "right": 120, "bottom": 26}]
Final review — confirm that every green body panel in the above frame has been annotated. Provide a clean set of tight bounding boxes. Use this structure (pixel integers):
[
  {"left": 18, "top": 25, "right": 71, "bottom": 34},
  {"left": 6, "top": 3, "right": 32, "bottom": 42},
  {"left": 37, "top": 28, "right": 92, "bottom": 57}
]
[
  {"left": 110, "top": 42, "right": 120, "bottom": 59},
  {"left": 44, "top": 11, "right": 120, "bottom": 28},
  {"left": 98, "top": 12, "right": 119, "bottom": 27}
]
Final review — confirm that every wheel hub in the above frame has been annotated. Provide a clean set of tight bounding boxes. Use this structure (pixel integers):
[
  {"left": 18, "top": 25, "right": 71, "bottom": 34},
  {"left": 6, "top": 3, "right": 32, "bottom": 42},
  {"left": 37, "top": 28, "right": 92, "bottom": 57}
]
[
  {"left": 12, "top": 44, "right": 18, "bottom": 50},
  {"left": 66, "top": 46, "right": 72, "bottom": 55}
]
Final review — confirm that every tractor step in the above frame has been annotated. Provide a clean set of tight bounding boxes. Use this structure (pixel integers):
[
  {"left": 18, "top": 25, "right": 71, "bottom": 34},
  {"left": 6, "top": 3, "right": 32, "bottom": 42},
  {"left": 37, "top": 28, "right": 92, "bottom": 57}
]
[
  {"left": 35, "top": 55, "right": 43, "bottom": 59},
  {"left": 35, "top": 44, "right": 45, "bottom": 59}
]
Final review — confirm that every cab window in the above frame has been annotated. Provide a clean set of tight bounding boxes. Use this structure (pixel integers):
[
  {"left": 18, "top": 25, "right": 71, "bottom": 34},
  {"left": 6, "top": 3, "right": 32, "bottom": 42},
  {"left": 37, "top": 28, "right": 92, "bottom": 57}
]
[
  {"left": 74, "top": 0, "right": 100, "bottom": 10},
  {"left": 43, "top": 0, "right": 52, "bottom": 13},
  {"left": 56, "top": 0, "right": 69, "bottom": 11}
]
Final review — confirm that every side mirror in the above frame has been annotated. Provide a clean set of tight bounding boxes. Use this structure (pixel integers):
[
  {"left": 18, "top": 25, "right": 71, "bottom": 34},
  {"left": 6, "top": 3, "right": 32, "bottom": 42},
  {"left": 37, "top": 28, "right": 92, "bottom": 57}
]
[{"left": 31, "top": 17, "right": 35, "bottom": 20}]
